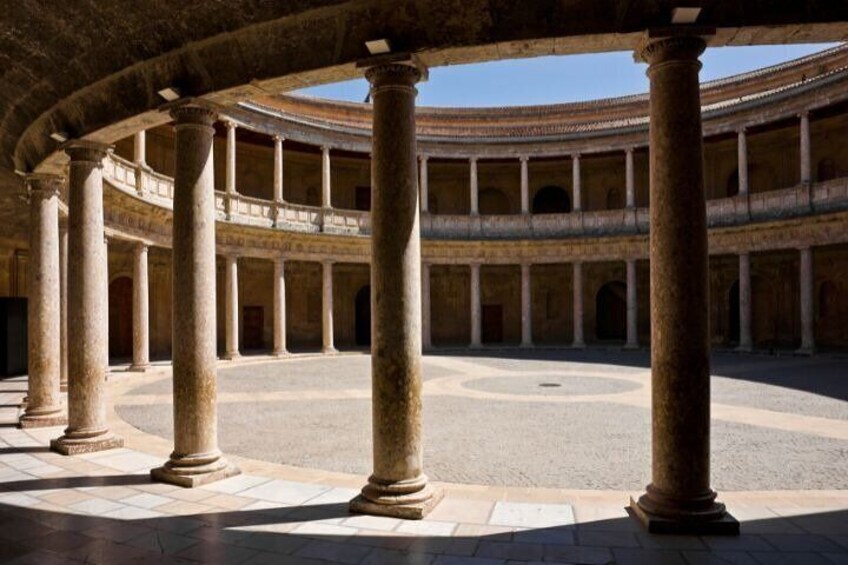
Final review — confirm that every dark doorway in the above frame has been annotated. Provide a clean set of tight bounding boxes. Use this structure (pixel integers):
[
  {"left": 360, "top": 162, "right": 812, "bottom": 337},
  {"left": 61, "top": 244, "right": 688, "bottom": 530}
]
[
  {"left": 532, "top": 185, "right": 571, "bottom": 214},
  {"left": 595, "top": 281, "right": 626, "bottom": 341},
  {"left": 726, "top": 170, "right": 740, "bottom": 197},
  {"left": 482, "top": 304, "right": 503, "bottom": 343},
  {"left": 355, "top": 285, "right": 371, "bottom": 347},
  {"left": 109, "top": 277, "right": 133, "bottom": 359},
  {"left": 355, "top": 186, "right": 371, "bottom": 211},
  {"left": 728, "top": 280, "right": 740, "bottom": 345},
  {"left": 243, "top": 306, "right": 264, "bottom": 350}
]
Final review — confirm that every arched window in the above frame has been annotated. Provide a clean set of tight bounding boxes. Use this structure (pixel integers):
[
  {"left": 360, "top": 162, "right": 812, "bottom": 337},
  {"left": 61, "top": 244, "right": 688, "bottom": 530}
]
[
  {"left": 532, "top": 185, "right": 571, "bottom": 214},
  {"left": 606, "top": 188, "right": 623, "bottom": 210},
  {"left": 478, "top": 188, "right": 510, "bottom": 215}
]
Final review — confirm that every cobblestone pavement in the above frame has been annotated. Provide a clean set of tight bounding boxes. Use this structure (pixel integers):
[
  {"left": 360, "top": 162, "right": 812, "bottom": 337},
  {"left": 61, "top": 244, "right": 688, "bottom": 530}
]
[
  {"left": 0, "top": 352, "right": 847, "bottom": 565},
  {"left": 117, "top": 350, "right": 848, "bottom": 491}
]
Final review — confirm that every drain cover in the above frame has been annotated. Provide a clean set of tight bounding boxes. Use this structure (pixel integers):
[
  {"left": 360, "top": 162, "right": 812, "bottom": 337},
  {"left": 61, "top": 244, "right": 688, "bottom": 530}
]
[{"left": 538, "top": 382, "right": 562, "bottom": 388}]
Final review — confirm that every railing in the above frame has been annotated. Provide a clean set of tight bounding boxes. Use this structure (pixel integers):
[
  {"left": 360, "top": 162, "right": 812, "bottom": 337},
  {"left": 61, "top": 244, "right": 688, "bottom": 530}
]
[{"left": 102, "top": 153, "right": 848, "bottom": 241}]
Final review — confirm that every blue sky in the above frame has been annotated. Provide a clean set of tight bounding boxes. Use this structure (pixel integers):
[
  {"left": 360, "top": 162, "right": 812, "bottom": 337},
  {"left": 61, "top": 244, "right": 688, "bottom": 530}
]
[{"left": 296, "top": 44, "right": 841, "bottom": 107}]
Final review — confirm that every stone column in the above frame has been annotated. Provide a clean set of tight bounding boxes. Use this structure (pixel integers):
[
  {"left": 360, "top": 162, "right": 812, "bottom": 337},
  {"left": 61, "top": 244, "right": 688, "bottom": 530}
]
[
  {"left": 51, "top": 141, "right": 123, "bottom": 455},
  {"left": 322, "top": 260, "right": 336, "bottom": 353},
  {"left": 737, "top": 129, "right": 749, "bottom": 196},
  {"left": 798, "top": 247, "right": 815, "bottom": 353},
  {"left": 273, "top": 135, "right": 285, "bottom": 203},
  {"left": 631, "top": 35, "right": 736, "bottom": 534},
  {"left": 223, "top": 255, "right": 240, "bottom": 360},
  {"left": 103, "top": 237, "right": 110, "bottom": 372},
  {"left": 321, "top": 146, "right": 332, "bottom": 208},
  {"left": 520, "top": 156, "right": 530, "bottom": 214},
  {"left": 20, "top": 174, "right": 66, "bottom": 428},
  {"left": 572, "top": 154, "right": 582, "bottom": 212},
  {"left": 151, "top": 103, "right": 237, "bottom": 487},
  {"left": 800, "top": 112, "right": 811, "bottom": 185},
  {"left": 520, "top": 263, "right": 532, "bottom": 347},
  {"left": 469, "top": 157, "right": 479, "bottom": 215},
  {"left": 130, "top": 243, "right": 151, "bottom": 371},
  {"left": 134, "top": 130, "right": 146, "bottom": 167},
  {"left": 225, "top": 120, "right": 237, "bottom": 195},
  {"left": 59, "top": 221, "right": 68, "bottom": 392},
  {"left": 572, "top": 262, "right": 584, "bottom": 348},
  {"left": 419, "top": 155, "right": 429, "bottom": 213},
  {"left": 625, "top": 259, "right": 638, "bottom": 349},
  {"left": 737, "top": 253, "right": 752, "bottom": 352},
  {"left": 626, "top": 148, "right": 636, "bottom": 208},
  {"left": 272, "top": 256, "right": 288, "bottom": 356},
  {"left": 422, "top": 262, "right": 432, "bottom": 350},
  {"left": 350, "top": 59, "right": 441, "bottom": 519},
  {"left": 470, "top": 263, "right": 481, "bottom": 347}
]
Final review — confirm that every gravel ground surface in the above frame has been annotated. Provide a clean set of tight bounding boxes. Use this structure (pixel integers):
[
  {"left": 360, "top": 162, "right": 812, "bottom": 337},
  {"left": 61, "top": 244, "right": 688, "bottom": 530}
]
[{"left": 117, "top": 351, "right": 848, "bottom": 491}]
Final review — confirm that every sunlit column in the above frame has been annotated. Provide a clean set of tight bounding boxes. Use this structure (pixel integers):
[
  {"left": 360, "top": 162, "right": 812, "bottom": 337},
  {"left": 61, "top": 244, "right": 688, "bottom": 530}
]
[
  {"left": 130, "top": 243, "right": 151, "bottom": 371},
  {"left": 273, "top": 135, "right": 285, "bottom": 203},
  {"left": 520, "top": 156, "right": 529, "bottom": 214},
  {"left": 225, "top": 120, "right": 237, "bottom": 195},
  {"left": 572, "top": 154, "right": 582, "bottom": 212},
  {"left": 223, "top": 254, "right": 240, "bottom": 360},
  {"left": 322, "top": 260, "right": 336, "bottom": 353},
  {"left": 800, "top": 112, "right": 811, "bottom": 185},
  {"left": 469, "top": 157, "right": 479, "bottom": 215},
  {"left": 737, "top": 129, "right": 749, "bottom": 196},
  {"left": 322, "top": 146, "right": 332, "bottom": 208},
  {"left": 419, "top": 155, "right": 429, "bottom": 213}
]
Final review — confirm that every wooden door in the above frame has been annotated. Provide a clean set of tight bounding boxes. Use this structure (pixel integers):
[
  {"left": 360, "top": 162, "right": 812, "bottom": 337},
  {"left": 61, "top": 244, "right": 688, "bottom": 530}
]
[
  {"left": 481, "top": 304, "right": 503, "bottom": 344},
  {"left": 243, "top": 306, "right": 264, "bottom": 350}
]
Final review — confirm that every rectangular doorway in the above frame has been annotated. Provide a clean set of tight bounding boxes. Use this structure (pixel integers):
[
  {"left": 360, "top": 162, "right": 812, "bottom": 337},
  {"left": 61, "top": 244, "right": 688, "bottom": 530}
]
[
  {"left": 482, "top": 304, "right": 503, "bottom": 344},
  {"left": 243, "top": 306, "right": 264, "bottom": 350}
]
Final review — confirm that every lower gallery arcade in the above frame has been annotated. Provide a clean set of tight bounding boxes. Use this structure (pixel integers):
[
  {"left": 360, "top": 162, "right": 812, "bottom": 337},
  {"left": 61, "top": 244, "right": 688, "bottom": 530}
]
[{"left": 9, "top": 31, "right": 848, "bottom": 540}]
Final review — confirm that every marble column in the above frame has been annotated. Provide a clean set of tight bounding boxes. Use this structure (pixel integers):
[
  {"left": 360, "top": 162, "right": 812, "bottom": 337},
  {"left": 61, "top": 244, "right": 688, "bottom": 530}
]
[
  {"left": 419, "top": 155, "right": 429, "bottom": 213},
  {"left": 470, "top": 263, "right": 481, "bottom": 347},
  {"left": 51, "top": 141, "right": 123, "bottom": 455},
  {"left": 20, "top": 174, "right": 66, "bottom": 428},
  {"left": 151, "top": 103, "right": 237, "bottom": 487},
  {"left": 737, "top": 253, "right": 752, "bottom": 352},
  {"left": 520, "top": 263, "right": 532, "bottom": 347},
  {"left": 798, "top": 247, "right": 815, "bottom": 353},
  {"left": 321, "top": 146, "right": 332, "bottom": 208},
  {"left": 626, "top": 148, "right": 636, "bottom": 208},
  {"left": 572, "top": 262, "right": 584, "bottom": 348},
  {"left": 572, "top": 154, "right": 582, "bottom": 212},
  {"left": 59, "top": 221, "right": 68, "bottom": 392},
  {"left": 134, "top": 130, "right": 146, "bottom": 167},
  {"left": 631, "top": 35, "right": 736, "bottom": 534},
  {"left": 272, "top": 256, "right": 288, "bottom": 357},
  {"left": 469, "top": 157, "right": 479, "bottom": 215},
  {"left": 273, "top": 135, "right": 285, "bottom": 203},
  {"left": 130, "top": 243, "right": 151, "bottom": 371},
  {"left": 737, "top": 129, "right": 749, "bottom": 196},
  {"left": 422, "top": 262, "right": 432, "bottom": 350},
  {"left": 350, "top": 59, "right": 441, "bottom": 519},
  {"left": 520, "top": 156, "right": 530, "bottom": 214},
  {"left": 223, "top": 255, "right": 240, "bottom": 360},
  {"left": 103, "top": 237, "right": 110, "bottom": 372},
  {"left": 625, "top": 259, "right": 638, "bottom": 349},
  {"left": 800, "top": 112, "right": 811, "bottom": 185},
  {"left": 225, "top": 120, "right": 237, "bottom": 195},
  {"left": 322, "top": 260, "right": 336, "bottom": 353}
]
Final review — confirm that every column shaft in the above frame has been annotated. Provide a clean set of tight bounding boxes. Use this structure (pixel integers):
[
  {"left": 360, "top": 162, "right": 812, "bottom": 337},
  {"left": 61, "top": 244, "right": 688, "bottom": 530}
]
[
  {"left": 225, "top": 121, "right": 237, "bottom": 194},
  {"left": 130, "top": 244, "right": 151, "bottom": 371},
  {"left": 737, "top": 129, "right": 749, "bottom": 196},
  {"left": 572, "top": 262, "right": 584, "bottom": 347},
  {"left": 738, "top": 253, "right": 752, "bottom": 351},
  {"left": 572, "top": 155, "right": 582, "bottom": 212},
  {"left": 51, "top": 142, "right": 122, "bottom": 454},
  {"left": 626, "top": 259, "right": 638, "bottom": 349},
  {"left": 224, "top": 255, "right": 240, "bottom": 359},
  {"left": 800, "top": 113, "right": 811, "bottom": 185},
  {"left": 419, "top": 156, "right": 429, "bottom": 213},
  {"left": 104, "top": 237, "right": 109, "bottom": 371},
  {"left": 134, "top": 130, "right": 146, "bottom": 166},
  {"left": 520, "top": 157, "right": 529, "bottom": 214},
  {"left": 520, "top": 263, "right": 532, "bottom": 347},
  {"left": 322, "top": 261, "right": 336, "bottom": 353},
  {"left": 470, "top": 263, "right": 481, "bottom": 347},
  {"left": 152, "top": 103, "right": 237, "bottom": 486},
  {"left": 632, "top": 35, "right": 735, "bottom": 534},
  {"left": 273, "top": 257, "right": 287, "bottom": 356},
  {"left": 799, "top": 247, "right": 815, "bottom": 353},
  {"left": 626, "top": 149, "right": 636, "bottom": 208},
  {"left": 422, "top": 263, "right": 432, "bottom": 350},
  {"left": 322, "top": 146, "right": 332, "bottom": 208},
  {"left": 273, "top": 136, "right": 284, "bottom": 203},
  {"left": 59, "top": 223, "right": 68, "bottom": 392},
  {"left": 469, "top": 158, "right": 478, "bottom": 215},
  {"left": 21, "top": 175, "right": 65, "bottom": 427}
]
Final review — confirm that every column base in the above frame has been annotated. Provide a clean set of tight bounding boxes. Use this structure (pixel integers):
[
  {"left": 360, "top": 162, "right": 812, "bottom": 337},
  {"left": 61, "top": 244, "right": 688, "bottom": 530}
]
[
  {"left": 736, "top": 344, "right": 753, "bottom": 353},
  {"left": 129, "top": 363, "right": 153, "bottom": 372},
  {"left": 629, "top": 489, "right": 739, "bottom": 535},
  {"left": 322, "top": 347, "right": 338, "bottom": 355},
  {"left": 19, "top": 409, "right": 67, "bottom": 429},
  {"left": 794, "top": 346, "right": 815, "bottom": 356},
  {"left": 350, "top": 477, "right": 443, "bottom": 520},
  {"left": 60, "top": 383, "right": 68, "bottom": 393},
  {"left": 151, "top": 454, "right": 240, "bottom": 488},
  {"left": 50, "top": 431, "right": 124, "bottom": 455},
  {"left": 572, "top": 342, "right": 586, "bottom": 350},
  {"left": 221, "top": 352, "right": 241, "bottom": 361},
  {"left": 623, "top": 342, "right": 639, "bottom": 350},
  {"left": 520, "top": 342, "right": 533, "bottom": 349},
  {"left": 272, "top": 349, "right": 289, "bottom": 358}
]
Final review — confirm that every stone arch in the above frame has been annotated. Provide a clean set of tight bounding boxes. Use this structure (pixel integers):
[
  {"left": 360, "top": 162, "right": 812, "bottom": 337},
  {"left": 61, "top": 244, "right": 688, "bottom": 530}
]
[
  {"left": 355, "top": 285, "right": 371, "bottom": 347},
  {"left": 108, "top": 276, "right": 133, "bottom": 359},
  {"left": 478, "top": 187, "right": 510, "bottom": 215},
  {"left": 595, "top": 281, "right": 626, "bottom": 341},
  {"left": 532, "top": 185, "right": 571, "bottom": 214}
]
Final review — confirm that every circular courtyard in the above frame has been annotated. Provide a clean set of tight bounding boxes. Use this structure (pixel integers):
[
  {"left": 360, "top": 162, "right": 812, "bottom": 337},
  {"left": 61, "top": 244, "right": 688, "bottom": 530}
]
[{"left": 116, "top": 351, "right": 848, "bottom": 491}]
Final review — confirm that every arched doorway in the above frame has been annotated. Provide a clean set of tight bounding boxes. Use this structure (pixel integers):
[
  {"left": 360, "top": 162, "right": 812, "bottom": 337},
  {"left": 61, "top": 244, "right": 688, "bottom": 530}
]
[
  {"left": 596, "top": 281, "right": 626, "bottom": 341},
  {"left": 109, "top": 276, "right": 133, "bottom": 359},
  {"left": 355, "top": 285, "right": 371, "bottom": 347},
  {"left": 479, "top": 188, "right": 510, "bottom": 215},
  {"left": 532, "top": 185, "right": 571, "bottom": 214},
  {"left": 728, "top": 280, "right": 740, "bottom": 345}
]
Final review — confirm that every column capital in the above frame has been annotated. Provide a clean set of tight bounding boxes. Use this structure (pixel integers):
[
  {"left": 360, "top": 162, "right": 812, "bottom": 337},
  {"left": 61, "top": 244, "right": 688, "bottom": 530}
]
[
  {"left": 322, "top": 259, "right": 335, "bottom": 267},
  {"left": 469, "top": 156, "right": 478, "bottom": 164},
  {"left": 638, "top": 33, "right": 708, "bottom": 66},
  {"left": 25, "top": 173, "right": 64, "bottom": 198},
  {"left": 166, "top": 100, "right": 217, "bottom": 127},
  {"left": 222, "top": 118, "right": 238, "bottom": 130},
  {"left": 625, "top": 147, "right": 635, "bottom": 155},
  {"left": 360, "top": 53, "right": 427, "bottom": 87},
  {"left": 572, "top": 153, "right": 581, "bottom": 161},
  {"left": 519, "top": 155, "right": 529, "bottom": 163},
  {"left": 64, "top": 140, "right": 112, "bottom": 164},
  {"left": 798, "top": 110, "right": 810, "bottom": 119},
  {"left": 736, "top": 126, "right": 747, "bottom": 135},
  {"left": 272, "top": 134, "right": 285, "bottom": 143},
  {"left": 134, "top": 241, "right": 149, "bottom": 254},
  {"left": 419, "top": 154, "right": 429, "bottom": 163}
]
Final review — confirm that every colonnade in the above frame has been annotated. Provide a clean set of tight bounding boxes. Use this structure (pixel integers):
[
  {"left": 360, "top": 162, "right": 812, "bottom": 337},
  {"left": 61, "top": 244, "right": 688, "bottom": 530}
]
[{"left": 21, "top": 33, "right": 831, "bottom": 533}]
